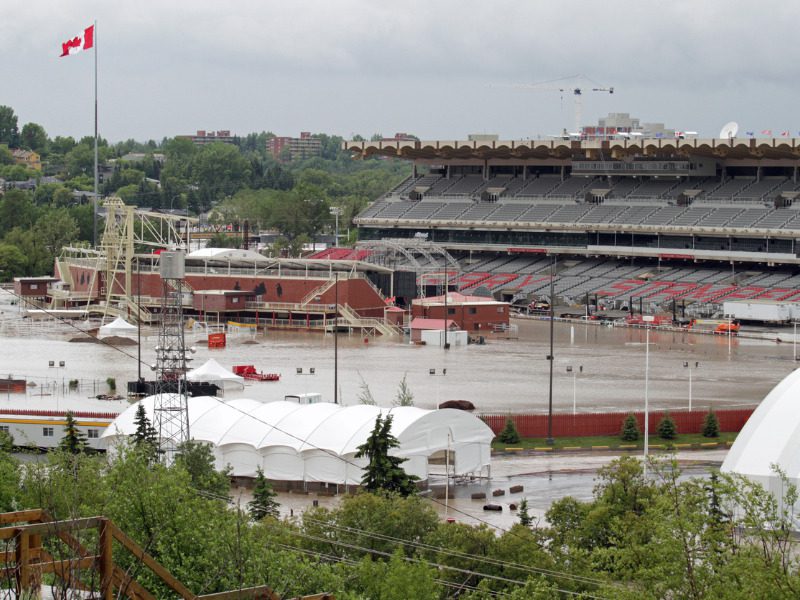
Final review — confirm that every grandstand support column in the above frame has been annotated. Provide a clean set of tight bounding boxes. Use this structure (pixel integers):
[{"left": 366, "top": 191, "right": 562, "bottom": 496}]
[{"left": 546, "top": 255, "right": 556, "bottom": 446}]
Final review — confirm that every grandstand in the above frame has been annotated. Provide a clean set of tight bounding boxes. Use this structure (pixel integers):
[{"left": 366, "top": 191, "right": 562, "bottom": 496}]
[{"left": 343, "top": 136, "right": 800, "bottom": 313}]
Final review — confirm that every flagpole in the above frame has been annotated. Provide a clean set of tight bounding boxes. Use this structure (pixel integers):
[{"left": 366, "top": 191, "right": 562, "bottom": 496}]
[{"left": 93, "top": 19, "right": 98, "bottom": 249}]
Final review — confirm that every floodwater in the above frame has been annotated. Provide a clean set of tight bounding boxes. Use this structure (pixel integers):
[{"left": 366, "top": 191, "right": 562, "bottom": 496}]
[
  {"left": 0, "top": 288, "right": 795, "bottom": 414},
  {"left": 0, "top": 289, "right": 751, "bottom": 529}
]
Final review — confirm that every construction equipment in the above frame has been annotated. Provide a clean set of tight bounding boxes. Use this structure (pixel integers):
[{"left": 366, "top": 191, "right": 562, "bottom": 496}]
[{"left": 494, "top": 75, "right": 615, "bottom": 135}]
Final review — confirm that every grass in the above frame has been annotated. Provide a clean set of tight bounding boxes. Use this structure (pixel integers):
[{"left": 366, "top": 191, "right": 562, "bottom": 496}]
[{"left": 493, "top": 431, "right": 738, "bottom": 451}]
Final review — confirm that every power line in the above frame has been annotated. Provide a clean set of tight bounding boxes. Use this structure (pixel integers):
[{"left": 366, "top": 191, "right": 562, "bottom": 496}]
[{"left": 2, "top": 287, "right": 617, "bottom": 595}]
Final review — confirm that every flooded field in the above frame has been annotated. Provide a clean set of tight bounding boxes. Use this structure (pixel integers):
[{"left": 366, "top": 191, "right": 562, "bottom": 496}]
[{"left": 0, "top": 288, "right": 794, "bottom": 415}]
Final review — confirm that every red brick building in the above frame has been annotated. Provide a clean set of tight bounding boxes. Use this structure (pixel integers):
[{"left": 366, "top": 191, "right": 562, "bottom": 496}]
[{"left": 411, "top": 293, "right": 509, "bottom": 332}]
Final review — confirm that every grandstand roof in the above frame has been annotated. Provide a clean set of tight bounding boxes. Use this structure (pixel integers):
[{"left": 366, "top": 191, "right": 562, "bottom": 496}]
[{"left": 345, "top": 137, "right": 800, "bottom": 161}]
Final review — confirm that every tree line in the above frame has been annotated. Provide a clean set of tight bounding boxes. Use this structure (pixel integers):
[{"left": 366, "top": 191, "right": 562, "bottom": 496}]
[
  {"left": 0, "top": 104, "right": 411, "bottom": 280},
  {"left": 1, "top": 405, "right": 798, "bottom": 599}
]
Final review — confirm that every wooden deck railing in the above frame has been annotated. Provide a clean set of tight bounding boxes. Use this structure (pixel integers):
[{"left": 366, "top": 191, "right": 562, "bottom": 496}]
[{"left": 0, "top": 509, "right": 333, "bottom": 600}]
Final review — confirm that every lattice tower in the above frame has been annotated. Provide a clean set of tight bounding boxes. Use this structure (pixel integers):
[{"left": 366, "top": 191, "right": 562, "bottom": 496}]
[{"left": 153, "top": 251, "right": 191, "bottom": 463}]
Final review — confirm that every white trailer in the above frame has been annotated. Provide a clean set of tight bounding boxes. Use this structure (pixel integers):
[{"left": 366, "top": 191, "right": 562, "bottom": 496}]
[{"left": 723, "top": 300, "right": 797, "bottom": 323}]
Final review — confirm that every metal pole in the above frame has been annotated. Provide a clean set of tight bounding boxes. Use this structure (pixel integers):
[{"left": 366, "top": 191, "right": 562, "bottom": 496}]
[
  {"left": 688, "top": 365, "right": 692, "bottom": 412},
  {"left": 137, "top": 257, "right": 142, "bottom": 382},
  {"left": 794, "top": 321, "right": 797, "bottom": 361},
  {"left": 445, "top": 432, "right": 450, "bottom": 519},
  {"left": 443, "top": 270, "right": 449, "bottom": 350},
  {"left": 644, "top": 325, "right": 650, "bottom": 476},
  {"left": 572, "top": 369, "right": 577, "bottom": 416},
  {"left": 334, "top": 272, "right": 338, "bottom": 404},
  {"left": 546, "top": 255, "right": 556, "bottom": 445},
  {"left": 93, "top": 19, "right": 99, "bottom": 249}
]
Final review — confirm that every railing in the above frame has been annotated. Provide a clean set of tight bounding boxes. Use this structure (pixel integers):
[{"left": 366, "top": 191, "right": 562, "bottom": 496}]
[{"left": 0, "top": 509, "right": 334, "bottom": 600}]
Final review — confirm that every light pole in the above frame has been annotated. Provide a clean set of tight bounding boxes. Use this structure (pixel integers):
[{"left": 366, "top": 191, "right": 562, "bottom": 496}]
[
  {"left": 642, "top": 315, "right": 655, "bottom": 476},
  {"left": 49, "top": 360, "right": 65, "bottom": 407},
  {"left": 546, "top": 255, "right": 556, "bottom": 445},
  {"left": 566, "top": 365, "right": 582, "bottom": 416},
  {"left": 683, "top": 361, "right": 699, "bottom": 411},
  {"left": 429, "top": 368, "right": 447, "bottom": 407},
  {"left": 794, "top": 320, "right": 798, "bottom": 361},
  {"left": 329, "top": 206, "right": 343, "bottom": 248},
  {"left": 296, "top": 367, "right": 316, "bottom": 397}
]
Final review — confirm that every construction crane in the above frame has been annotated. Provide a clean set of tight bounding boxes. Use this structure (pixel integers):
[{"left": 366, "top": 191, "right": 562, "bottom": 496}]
[{"left": 494, "top": 75, "right": 615, "bottom": 136}]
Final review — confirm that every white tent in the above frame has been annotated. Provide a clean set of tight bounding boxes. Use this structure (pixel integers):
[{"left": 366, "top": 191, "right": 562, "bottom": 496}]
[
  {"left": 101, "top": 397, "right": 494, "bottom": 484},
  {"left": 722, "top": 369, "right": 800, "bottom": 503},
  {"left": 186, "top": 359, "right": 244, "bottom": 388},
  {"left": 98, "top": 316, "right": 137, "bottom": 337}
]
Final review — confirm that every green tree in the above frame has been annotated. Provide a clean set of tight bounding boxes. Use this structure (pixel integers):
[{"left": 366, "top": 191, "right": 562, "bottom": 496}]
[
  {"left": 702, "top": 410, "right": 720, "bottom": 438},
  {"left": 0, "top": 105, "right": 19, "bottom": 146},
  {"left": 0, "top": 243, "right": 26, "bottom": 281},
  {"left": 0, "top": 189, "right": 38, "bottom": 237},
  {"left": 518, "top": 498, "right": 533, "bottom": 527},
  {"left": 174, "top": 439, "right": 231, "bottom": 498},
  {"left": 498, "top": 417, "right": 521, "bottom": 444},
  {"left": 131, "top": 403, "right": 158, "bottom": 459},
  {"left": 0, "top": 146, "right": 12, "bottom": 165},
  {"left": 20, "top": 122, "right": 48, "bottom": 154},
  {"left": 620, "top": 414, "right": 640, "bottom": 442},
  {"left": 60, "top": 411, "right": 88, "bottom": 454},
  {"left": 248, "top": 466, "right": 279, "bottom": 520},
  {"left": 355, "top": 414, "right": 418, "bottom": 496},
  {"left": 393, "top": 373, "right": 414, "bottom": 406},
  {"left": 657, "top": 412, "right": 677, "bottom": 440}
]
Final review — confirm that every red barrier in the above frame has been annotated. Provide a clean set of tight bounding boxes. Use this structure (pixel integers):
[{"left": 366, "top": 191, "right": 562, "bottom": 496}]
[
  {"left": 0, "top": 409, "right": 119, "bottom": 419},
  {"left": 481, "top": 408, "right": 754, "bottom": 438}
]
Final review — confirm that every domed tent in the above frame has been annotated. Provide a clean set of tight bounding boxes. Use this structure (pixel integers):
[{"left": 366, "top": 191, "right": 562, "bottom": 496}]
[
  {"left": 101, "top": 396, "right": 494, "bottom": 485},
  {"left": 721, "top": 369, "right": 800, "bottom": 501}
]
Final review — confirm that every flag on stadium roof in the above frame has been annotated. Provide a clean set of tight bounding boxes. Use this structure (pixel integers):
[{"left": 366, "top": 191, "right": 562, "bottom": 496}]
[
  {"left": 781, "top": 131, "right": 790, "bottom": 137},
  {"left": 745, "top": 131, "right": 755, "bottom": 137},
  {"left": 761, "top": 129, "right": 773, "bottom": 136}
]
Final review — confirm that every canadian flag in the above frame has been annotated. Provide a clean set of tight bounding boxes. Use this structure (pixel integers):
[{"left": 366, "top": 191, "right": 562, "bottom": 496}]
[{"left": 60, "top": 25, "right": 94, "bottom": 57}]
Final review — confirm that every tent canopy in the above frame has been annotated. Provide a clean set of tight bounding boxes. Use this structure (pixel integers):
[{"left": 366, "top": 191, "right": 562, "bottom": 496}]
[
  {"left": 99, "top": 317, "right": 137, "bottom": 336},
  {"left": 186, "top": 359, "right": 244, "bottom": 388},
  {"left": 102, "top": 396, "right": 494, "bottom": 484},
  {"left": 722, "top": 369, "right": 800, "bottom": 500}
]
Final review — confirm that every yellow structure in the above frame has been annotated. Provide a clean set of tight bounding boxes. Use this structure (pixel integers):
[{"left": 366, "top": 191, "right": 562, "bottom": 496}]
[{"left": 11, "top": 149, "right": 41, "bottom": 171}]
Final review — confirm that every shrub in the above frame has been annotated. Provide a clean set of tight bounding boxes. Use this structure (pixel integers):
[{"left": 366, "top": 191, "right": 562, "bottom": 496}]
[
  {"left": 702, "top": 410, "right": 720, "bottom": 438},
  {"left": 498, "top": 418, "right": 521, "bottom": 444},
  {"left": 68, "top": 379, "right": 79, "bottom": 390},
  {"left": 106, "top": 377, "right": 116, "bottom": 392},
  {"left": 620, "top": 414, "right": 640, "bottom": 442},
  {"left": 657, "top": 412, "right": 677, "bottom": 440}
]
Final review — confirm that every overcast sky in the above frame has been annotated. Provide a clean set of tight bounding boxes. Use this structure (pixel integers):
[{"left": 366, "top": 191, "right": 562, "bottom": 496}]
[{"left": 3, "top": 1, "right": 799, "bottom": 143}]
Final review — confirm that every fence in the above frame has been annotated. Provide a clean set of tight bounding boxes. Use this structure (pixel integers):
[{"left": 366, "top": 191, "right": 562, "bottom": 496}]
[{"left": 481, "top": 408, "right": 754, "bottom": 438}]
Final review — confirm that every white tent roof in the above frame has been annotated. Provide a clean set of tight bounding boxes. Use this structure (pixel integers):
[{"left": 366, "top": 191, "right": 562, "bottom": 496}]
[
  {"left": 101, "top": 396, "right": 494, "bottom": 484},
  {"left": 186, "top": 359, "right": 244, "bottom": 387},
  {"left": 99, "top": 317, "right": 137, "bottom": 336},
  {"left": 722, "top": 369, "right": 800, "bottom": 498}
]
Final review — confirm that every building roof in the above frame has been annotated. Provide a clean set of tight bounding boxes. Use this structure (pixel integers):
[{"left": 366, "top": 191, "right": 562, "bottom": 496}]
[
  {"left": 414, "top": 292, "right": 506, "bottom": 306},
  {"left": 345, "top": 137, "right": 800, "bottom": 161},
  {"left": 102, "top": 397, "right": 494, "bottom": 483}
]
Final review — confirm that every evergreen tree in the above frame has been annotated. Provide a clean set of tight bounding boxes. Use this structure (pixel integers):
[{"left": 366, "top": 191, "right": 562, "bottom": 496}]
[
  {"left": 59, "top": 411, "right": 87, "bottom": 454},
  {"left": 702, "top": 410, "right": 720, "bottom": 438},
  {"left": 518, "top": 498, "right": 533, "bottom": 527},
  {"left": 355, "top": 414, "right": 418, "bottom": 496},
  {"left": 657, "top": 412, "right": 677, "bottom": 440},
  {"left": 498, "top": 418, "right": 521, "bottom": 444},
  {"left": 131, "top": 403, "right": 159, "bottom": 459},
  {"left": 620, "top": 414, "right": 640, "bottom": 442},
  {"left": 248, "top": 466, "right": 280, "bottom": 520}
]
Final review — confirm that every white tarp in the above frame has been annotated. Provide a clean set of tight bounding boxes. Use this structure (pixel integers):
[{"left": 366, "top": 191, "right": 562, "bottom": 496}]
[
  {"left": 186, "top": 359, "right": 244, "bottom": 388},
  {"left": 99, "top": 316, "right": 137, "bottom": 337},
  {"left": 101, "top": 397, "right": 494, "bottom": 484},
  {"left": 722, "top": 369, "right": 800, "bottom": 503}
]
